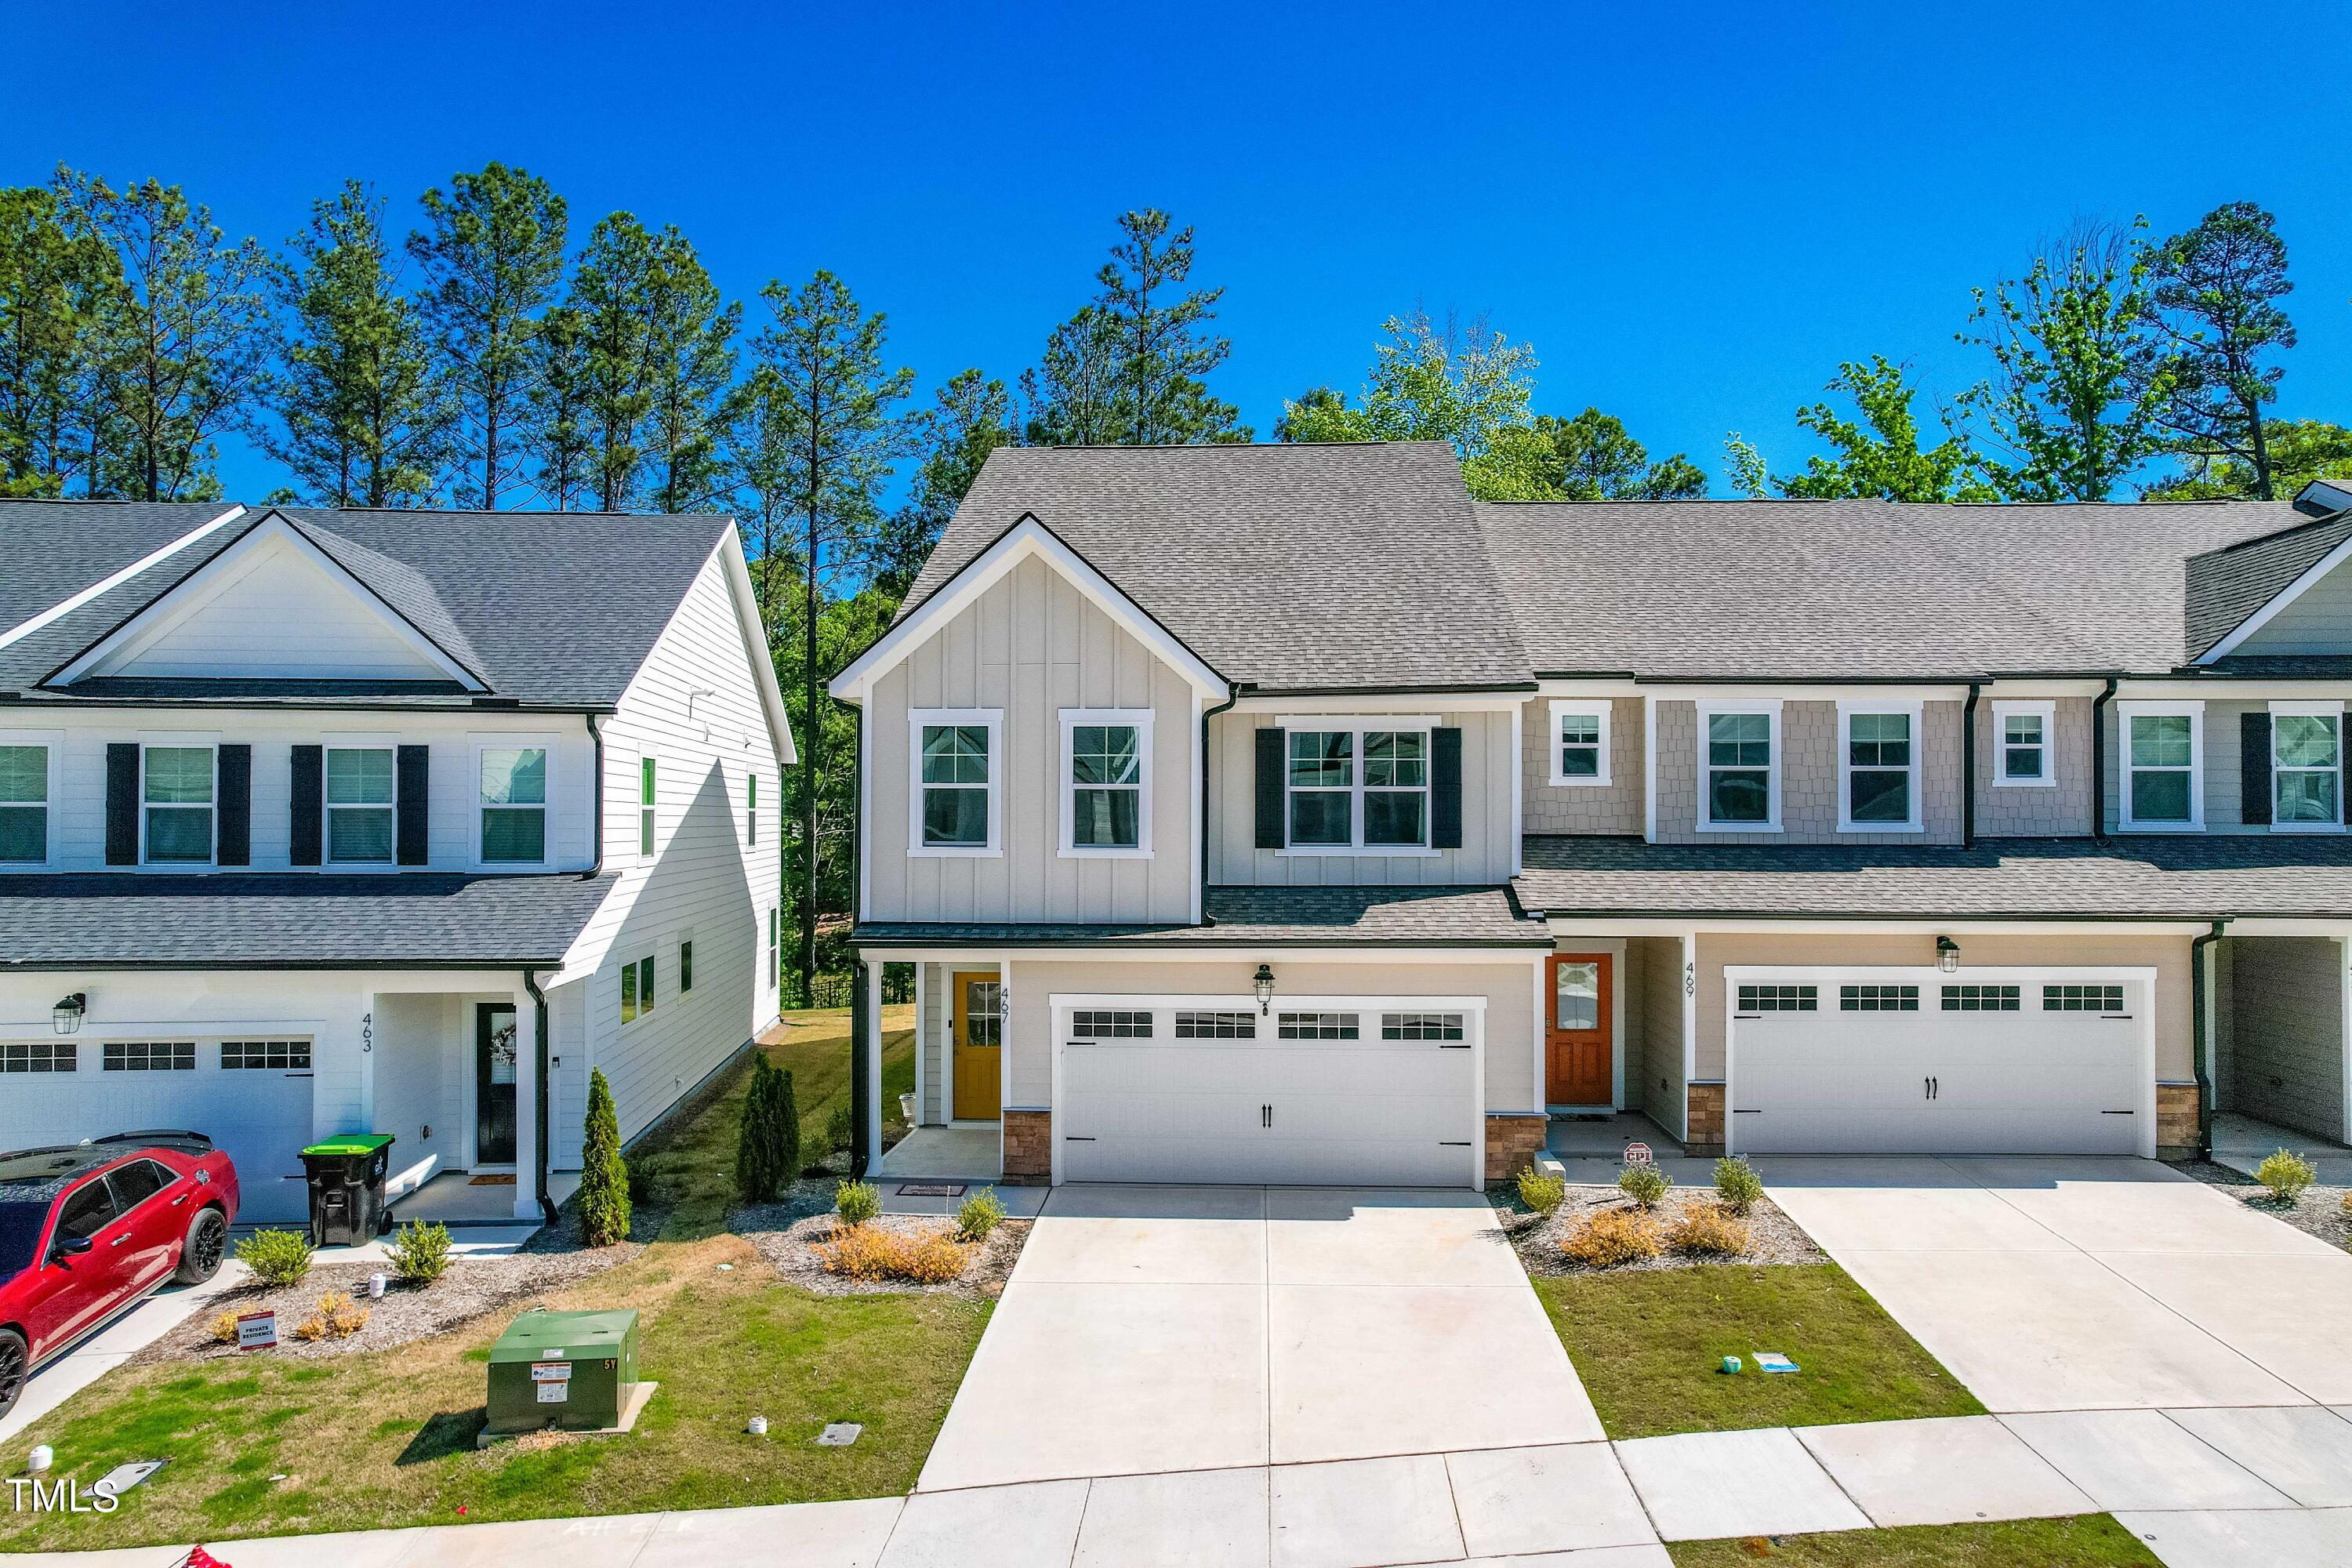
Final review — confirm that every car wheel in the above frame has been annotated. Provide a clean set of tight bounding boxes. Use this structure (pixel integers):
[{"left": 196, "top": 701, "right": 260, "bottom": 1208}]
[
  {"left": 0, "top": 1328, "right": 25, "bottom": 1420},
  {"left": 173, "top": 1207, "right": 229, "bottom": 1285}
]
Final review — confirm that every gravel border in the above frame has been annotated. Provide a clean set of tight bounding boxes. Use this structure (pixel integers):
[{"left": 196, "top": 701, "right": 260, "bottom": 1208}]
[
  {"left": 1496, "top": 1184, "right": 1825, "bottom": 1276},
  {"left": 2178, "top": 1160, "right": 2352, "bottom": 1252}
]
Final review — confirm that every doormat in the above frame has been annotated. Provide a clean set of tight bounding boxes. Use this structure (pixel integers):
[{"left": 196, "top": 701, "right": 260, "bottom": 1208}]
[
  {"left": 468, "top": 1174, "right": 517, "bottom": 1186},
  {"left": 897, "top": 1183, "right": 966, "bottom": 1198}
]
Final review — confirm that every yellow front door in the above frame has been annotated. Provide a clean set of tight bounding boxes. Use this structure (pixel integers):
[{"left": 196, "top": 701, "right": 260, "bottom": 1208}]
[{"left": 951, "top": 971, "right": 1003, "bottom": 1121}]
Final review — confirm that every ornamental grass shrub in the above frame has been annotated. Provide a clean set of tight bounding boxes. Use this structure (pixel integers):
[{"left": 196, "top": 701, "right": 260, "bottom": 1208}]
[
  {"left": 815, "top": 1223, "right": 968, "bottom": 1284},
  {"left": 1517, "top": 1168, "right": 1567, "bottom": 1215},
  {"left": 956, "top": 1188, "right": 1006, "bottom": 1243},
  {"left": 2256, "top": 1148, "right": 2318, "bottom": 1203},
  {"left": 1563, "top": 1208, "right": 1663, "bottom": 1268},
  {"left": 1669, "top": 1202, "right": 1751, "bottom": 1257}
]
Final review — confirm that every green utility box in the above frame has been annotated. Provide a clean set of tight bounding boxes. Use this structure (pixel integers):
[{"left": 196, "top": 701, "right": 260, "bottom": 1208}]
[{"left": 485, "top": 1308, "right": 641, "bottom": 1436}]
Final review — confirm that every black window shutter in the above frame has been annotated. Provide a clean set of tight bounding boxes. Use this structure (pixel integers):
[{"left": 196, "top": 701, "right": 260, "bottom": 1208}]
[
  {"left": 216, "top": 744, "right": 251, "bottom": 866},
  {"left": 104, "top": 743, "right": 138, "bottom": 865},
  {"left": 1432, "top": 726, "right": 1464, "bottom": 848},
  {"left": 396, "top": 745, "right": 430, "bottom": 865},
  {"left": 1254, "top": 727, "right": 1287, "bottom": 849},
  {"left": 289, "top": 745, "right": 324, "bottom": 866},
  {"left": 2241, "top": 712, "right": 2273, "bottom": 826}
]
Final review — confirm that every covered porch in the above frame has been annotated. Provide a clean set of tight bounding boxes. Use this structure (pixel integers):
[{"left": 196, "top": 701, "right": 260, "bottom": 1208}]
[{"left": 2212, "top": 930, "right": 2352, "bottom": 1159}]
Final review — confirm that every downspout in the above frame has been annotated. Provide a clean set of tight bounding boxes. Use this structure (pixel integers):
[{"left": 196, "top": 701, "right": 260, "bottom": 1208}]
[
  {"left": 2090, "top": 677, "right": 2118, "bottom": 840},
  {"left": 849, "top": 704, "right": 870, "bottom": 1179},
  {"left": 1961, "top": 681, "right": 1980, "bottom": 848},
  {"left": 1200, "top": 688, "right": 1240, "bottom": 899},
  {"left": 523, "top": 967, "right": 557, "bottom": 1228},
  {"left": 2191, "top": 919, "right": 2228, "bottom": 1162},
  {"left": 583, "top": 713, "right": 604, "bottom": 878}
]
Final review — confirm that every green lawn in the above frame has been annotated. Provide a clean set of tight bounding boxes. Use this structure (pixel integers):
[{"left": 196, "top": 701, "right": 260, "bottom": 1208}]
[
  {"left": 1534, "top": 1264, "right": 1984, "bottom": 1439},
  {"left": 1669, "top": 1516, "right": 2158, "bottom": 1566}
]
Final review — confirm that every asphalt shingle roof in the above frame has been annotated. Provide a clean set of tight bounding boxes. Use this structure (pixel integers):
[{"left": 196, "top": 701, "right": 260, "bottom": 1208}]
[
  {"left": 898, "top": 443, "right": 1532, "bottom": 691},
  {"left": 1514, "top": 834, "right": 2352, "bottom": 920},
  {"left": 0, "top": 501, "right": 733, "bottom": 707},
  {"left": 2184, "top": 510, "right": 2352, "bottom": 659},
  {"left": 0, "top": 873, "right": 617, "bottom": 967},
  {"left": 853, "top": 884, "right": 1548, "bottom": 947}
]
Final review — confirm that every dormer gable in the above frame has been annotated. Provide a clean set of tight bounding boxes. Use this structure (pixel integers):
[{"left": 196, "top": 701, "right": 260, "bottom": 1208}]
[
  {"left": 45, "top": 512, "right": 488, "bottom": 691},
  {"left": 2190, "top": 502, "right": 2352, "bottom": 666}
]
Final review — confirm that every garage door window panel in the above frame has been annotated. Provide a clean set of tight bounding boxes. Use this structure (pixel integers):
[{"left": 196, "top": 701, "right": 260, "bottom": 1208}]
[
  {"left": 1175, "top": 1011, "right": 1254, "bottom": 1038},
  {"left": 2045, "top": 984, "right": 2125, "bottom": 1013},
  {"left": 1839, "top": 984, "right": 1918, "bottom": 1011},
  {"left": 0, "top": 742, "right": 48, "bottom": 862},
  {"left": 2, "top": 1041, "right": 74, "bottom": 1073},
  {"left": 2272, "top": 707, "right": 2343, "bottom": 829},
  {"left": 1701, "top": 706, "right": 1780, "bottom": 829},
  {"left": 1279, "top": 1011, "right": 1359, "bottom": 1040},
  {"left": 1072, "top": 1009, "right": 1152, "bottom": 1038},
  {"left": 1839, "top": 704, "right": 1921, "bottom": 830},
  {"left": 222, "top": 1040, "right": 310, "bottom": 1070},
  {"left": 103, "top": 1041, "right": 194, "bottom": 1071},
  {"left": 2119, "top": 703, "right": 2202, "bottom": 829},
  {"left": 143, "top": 746, "right": 215, "bottom": 865},
  {"left": 1381, "top": 1012, "right": 1465, "bottom": 1040},
  {"left": 1737, "top": 983, "right": 1816, "bottom": 1013},
  {"left": 1942, "top": 985, "right": 2021, "bottom": 1011}
]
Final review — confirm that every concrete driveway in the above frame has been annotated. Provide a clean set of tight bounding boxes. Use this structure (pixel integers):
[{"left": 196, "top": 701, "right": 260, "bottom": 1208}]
[
  {"left": 1762, "top": 1156, "right": 2352, "bottom": 1412},
  {"left": 916, "top": 1185, "right": 1602, "bottom": 1492}
]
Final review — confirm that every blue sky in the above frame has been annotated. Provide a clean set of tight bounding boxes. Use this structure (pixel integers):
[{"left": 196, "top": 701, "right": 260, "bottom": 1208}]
[{"left": 7, "top": 0, "right": 2348, "bottom": 503}]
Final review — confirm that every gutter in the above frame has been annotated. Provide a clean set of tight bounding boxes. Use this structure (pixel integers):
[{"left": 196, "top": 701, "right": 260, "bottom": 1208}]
[
  {"left": 1962, "top": 681, "right": 1980, "bottom": 848},
  {"left": 584, "top": 713, "right": 605, "bottom": 878},
  {"left": 523, "top": 967, "right": 557, "bottom": 1229},
  {"left": 2191, "top": 918, "right": 2229, "bottom": 1161},
  {"left": 2092, "top": 677, "right": 2118, "bottom": 840}
]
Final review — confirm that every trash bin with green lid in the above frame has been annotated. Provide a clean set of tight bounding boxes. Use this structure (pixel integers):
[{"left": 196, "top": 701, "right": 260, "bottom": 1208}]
[
  {"left": 485, "top": 1308, "right": 642, "bottom": 1436},
  {"left": 299, "top": 1134, "right": 395, "bottom": 1247}
]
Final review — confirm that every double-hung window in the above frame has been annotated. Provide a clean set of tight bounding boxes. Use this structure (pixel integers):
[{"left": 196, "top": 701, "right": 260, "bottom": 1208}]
[
  {"left": 1838, "top": 702, "right": 1921, "bottom": 831},
  {"left": 479, "top": 746, "right": 548, "bottom": 862},
  {"left": 0, "top": 741, "right": 49, "bottom": 863},
  {"left": 1993, "top": 699, "right": 2055, "bottom": 787},
  {"left": 2270, "top": 702, "right": 2343, "bottom": 830},
  {"left": 1548, "top": 700, "right": 1611, "bottom": 786},
  {"left": 142, "top": 745, "right": 216, "bottom": 864},
  {"left": 1062, "top": 710, "right": 1150, "bottom": 855},
  {"left": 2118, "top": 701, "right": 2202, "bottom": 830},
  {"left": 325, "top": 746, "right": 395, "bottom": 863},
  {"left": 1698, "top": 703, "right": 1778, "bottom": 829},
  {"left": 1285, "top": 721, "right": 1432, "bottom": 851},
  {"left": 639, "top": 757, "right": 658, "bottom": 858},
  {"left": 911, "top": 709, "right": 1000, "bottom": 855},
  {"left": 747, "top": 774, "right": 757, "bottom": 846}
]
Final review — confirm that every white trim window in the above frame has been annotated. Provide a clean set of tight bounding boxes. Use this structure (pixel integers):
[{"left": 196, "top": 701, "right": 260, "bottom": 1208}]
[
  {"left": 1283, "top": 720, "right": 1433, "bottom": 852},
  {"left": 910, "top": 708, "right": 1002, "bottom": 856},
  {"left": 1697, "top": 701, "right": 1780, "bottom": 831},
  {"left": 1061, "top": 709, "right": 1152, "bottom": 856},
  {"left": 325, "top": 746, "right": 396, "bottom": 864},
  {"left": 1993, "top": 699, "right": 2056, "bottom": 787},
  {"left": 2271, "top": 700, "right": 2344, "bottom": 831},
  {"left": 142, "top": 744, "right": 216, "bottom": 865},
  {"left": 621, "top": 953, "right": 655, "bottom": 1023},
  {"left": 747, "top": 773, "right": 758, "bottom": 847},
  {"left": 639, "top": 757, "right": 658, "bottom": 858},
  {"left": 477, "top": 744, "right": 550, "bottom": 863},
  {"left": 0, "top": 739, "right": 51, "bottom": 864},
  {"left": 1837, "top": 700, "right": 1922, "bottom": 831},
  {"left": 1548, "top": 699, "right": 1611, "bottom": 786},
  {"left": 2118, "top": 700, "right": 2203, "bottom": 830}
]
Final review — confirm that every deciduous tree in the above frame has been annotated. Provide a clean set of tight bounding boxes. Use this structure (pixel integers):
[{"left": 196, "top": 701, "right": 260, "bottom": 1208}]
[{"left": 1726, "top": 357, "right": 1994, "bottom": 502}]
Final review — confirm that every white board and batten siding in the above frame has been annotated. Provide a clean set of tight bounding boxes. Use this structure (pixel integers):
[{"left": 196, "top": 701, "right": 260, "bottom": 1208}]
[{"left": 565, "top": 546, "right": 786, "bottom": 1150}]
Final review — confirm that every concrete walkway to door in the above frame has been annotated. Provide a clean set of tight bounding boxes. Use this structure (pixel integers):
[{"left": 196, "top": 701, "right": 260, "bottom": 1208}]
[
  {"left": 916, "top": 1185, "right": 1603, "bottom": 1492},
  {"left": 1761, "top": 1155, "right": 2352, "bottom": 1412}
]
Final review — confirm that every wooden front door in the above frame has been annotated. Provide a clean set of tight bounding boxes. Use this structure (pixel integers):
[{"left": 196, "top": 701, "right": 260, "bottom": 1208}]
[
  {"left": 951, "top": 971, "right": 1003, "bottom": 1121},
  {"left": 1547, "top": 954, "right": 1613, "bottom": 1107}
]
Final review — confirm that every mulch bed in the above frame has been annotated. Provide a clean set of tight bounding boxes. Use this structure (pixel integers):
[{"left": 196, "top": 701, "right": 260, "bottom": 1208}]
[
  {"left": 2179, "top": 1159, "right": 2352, "bottom": 1251},
  {"left": 1498, "top": 1183, "right": 1824, "bottom": 1276}
]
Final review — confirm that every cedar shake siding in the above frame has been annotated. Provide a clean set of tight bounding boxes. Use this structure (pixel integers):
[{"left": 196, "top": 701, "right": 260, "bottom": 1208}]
[
  {"left": 1651, "top": 699, "right": 1965, "bottom": 847},
  {"left": 1974, "top": 697, "right": 2096, "bottom": 837},
  {"left": 1521, "top": 696, "right": 1643, "bottom": 835}
]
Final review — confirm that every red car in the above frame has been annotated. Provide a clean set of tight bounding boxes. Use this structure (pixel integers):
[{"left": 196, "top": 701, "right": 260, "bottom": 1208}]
[{"left": 0, "top": 1131, "right": 239, "bottom": 1417}]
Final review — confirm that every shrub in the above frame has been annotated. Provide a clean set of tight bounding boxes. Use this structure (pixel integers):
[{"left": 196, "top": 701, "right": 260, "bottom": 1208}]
[
  {"left": 236, "top": 1229, "right": 314, "bottom": 1287},
  {"left": 210, "top": 1310, "right": 241, "bottom": 1345},
  {"left": 956, "top": 1188, "right": 1006, "bottom": 1243},
  {"left": 388, "top": 1219, "right": 452, "bottom": 1284},
  {"left": 1516, "top": 1168, "right": 1567, "bottom": 1215},
  {"left": 735, "top": 1057, "right": 801, "bottom": 1203},
  {"left": 291, "top": 1291, "right": 368, "bottom": 1341},
  {"left": 815, "top": 1223, "right": 968, "bottom": 1284},
  {"left": 1563, "top": 1209, "right": 1662, "bottom": 1268},
  {"left": 578, "top": 1067, "right": 633, "bottom": 1246},
  {"left": 1670, "top": 1203, "right": 1751, "bottom": 1257},
  {"left": 1714, "top": 1156, "right": 1764, "bottom": 1215},
  {"left": 827, "top": 1102, "right": 857, "bottom": 1160},
  {"left": 1617, "top": 1162, "right": 1671, "bottom": 1210},
  {"left": 2256, "top": 1149, "right": 2318, "bottom": 1203},
  {"left": 836, "top": 1178, "right": 880, "bottom": 1228}
]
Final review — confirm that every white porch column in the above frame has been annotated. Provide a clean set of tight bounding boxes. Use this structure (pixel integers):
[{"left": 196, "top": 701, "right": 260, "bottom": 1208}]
[
  {"left": 511, "top": 989, "right": 541, "bottom": 1221},
  {"left": 358, "top": 995, "right": 379, "bottom": 1132},
  {"left": 864, "top": 962, "right": 885, "bottom": 1167}
]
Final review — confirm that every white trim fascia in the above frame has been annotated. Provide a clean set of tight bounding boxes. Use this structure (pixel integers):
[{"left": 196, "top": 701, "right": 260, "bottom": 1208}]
[
  {"left": 0, "top": 504, "right": 246, "bottom": 652},
  {"left": 1544, "top": 916, "right": 2212, "bottom": 938},
  {"left": 2267, "top": 698, "right": 2348, "bottom": 833},
  {"left": 1547, "top": 699, "right": 1613, "bottom": 787},
  {"left": 713, "top": 529, "right": 797, "bottom": 765},
  {"left": 1650, "top": 683, "right": 1970, "bottom": 703},
  {"left": 828, "top": 515, "right": 1227, "bottom": 702},
  {"left": 1990, "top": 699, "right": 2059, "bottom": 788},
  {"left": 2118, "top": 679, "right": 2352, "bottom": 700},
  {"left": 855, "top": 945, "right": 1555, "bottom": 965},
  {"left": 2198, "top": 530, "right": 2352, "bottom": 664},
  {"left": 1058, "top": 707, "right": 1154, "bottom": 858},
  {"left": 0, "top": 727, "right": 65, "bottom": 869},
  {"left": 1978, "top": 678, "right": 2113, "bottom": 699},
  {"left": 1243, "top": 694, "right": 1523, "bottom": 714},
  {"left": 1272, "top": 713, "right": 1439, "bottom": 731},
  {"left": 1534, "top": 677, "right": 1645, "bottom": 699},
  {"left": 51, "top": 514, "right": 486, "bottom": 690},
  {"left": 2116, "top": 698, "right": 2206, "bottom": 832},
  {"left": 858, "top": 699, "right": 873, "bottom": 921},
  {"left": 1694, "top": 698, "right": 1783, "bottom": 833},
  {"left": 1642, "top": 692, "right": 1657, "bottom": 842},
  {"left": 1834, "top": 697, "right": 1926, "bottom": 833},
  {"left": 907, "top": 707, "right": 1004, "bottom": 858}
]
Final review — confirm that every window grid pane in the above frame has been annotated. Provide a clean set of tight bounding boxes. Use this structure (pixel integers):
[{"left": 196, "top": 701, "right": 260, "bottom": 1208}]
[
  {"left": 222, "top": 1040, "right": 312, "bottom": 1069},
  {"left": 103, "top": 1040, "right": 195, "bottom": 1071},
  {"left": 1838, "top": 984, "right": 1919, "bottom": 1012},
  {"left": 1941, "top": 985, "right": 2021, "bottom": 1011},
  {"left": 1381, "top": 1012, "right": 1465, "bottom": 1040},
  {"left": 1174, "top": 1011, "right": 1255, "bottom": 1039},
  {"left": 1071, "top": 1009, "right": 1153, "bottom": 1038},
  {"left": 1707, "top": 712, "right": 1773, "bottom": 824},
  {"left": 1737, "top": 984, "right": 1817, "bottom": 1012},
  {"left": 2045, "top": 984, "right": 2125, "bottom": 1012},
  {"left": 1277, "top": 1011, "right": 1359, "bottom": 1040},
  {"left": 1, "top": 1040, "right": 74, "bottom": 1073}
]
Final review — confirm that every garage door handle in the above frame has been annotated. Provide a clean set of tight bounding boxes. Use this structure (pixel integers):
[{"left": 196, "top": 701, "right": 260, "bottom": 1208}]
[
  {"left": 1062, "top": 1135, "right": 1096, "bottom": 1142},
  {"left": 1261, "top": 1105, "right": 1272, "bottom": 1128}
]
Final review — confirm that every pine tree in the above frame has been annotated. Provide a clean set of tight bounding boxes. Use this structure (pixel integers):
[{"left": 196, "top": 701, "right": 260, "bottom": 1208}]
[
  {"left": 572, "top": 212, "right": 659, "bottom": 510},
  {"left": 0, "top": 183, "right": 125, "bottom": 497},
  {"left": 640, "top": 227, "right": 738, "bottom": 514},
  {"left": 873, "top": 368, "right": 1017, "bottom": 597},
  {"left": 2147, "top": 201, "right": 2298, "bottom": 499},
  {"left": 577, "top": 1066, "right": 630, "bottom": 1246},
  {"left": 410, "top": 162, "right": 568, "bottom": 511},
  {"left": 525, "top": 303, "right": 592, "bottom": 508}
]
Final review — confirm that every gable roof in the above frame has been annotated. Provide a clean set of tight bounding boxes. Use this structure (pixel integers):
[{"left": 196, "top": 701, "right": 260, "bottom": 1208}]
[
  {"left": 896, "top": 443, "right": 1534, "bottom": 692},
  {"left": 2185, "top": 508, "right": 2352, "bottom": 662},
  {"left": 0, "top": 500, "right": 739, "bottom": 709}
]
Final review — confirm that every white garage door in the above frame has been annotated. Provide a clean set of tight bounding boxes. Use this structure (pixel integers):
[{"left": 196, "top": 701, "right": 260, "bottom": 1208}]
[
  {"left": 1058, "top": 1001, "right": 1479, "bottom": 1187},
  {"left": 0, "top": 1037, "right": 315, "bottom": 1221},
  {"left": 1729, "top": 971, "right": 2148, "bottom": 1156}
]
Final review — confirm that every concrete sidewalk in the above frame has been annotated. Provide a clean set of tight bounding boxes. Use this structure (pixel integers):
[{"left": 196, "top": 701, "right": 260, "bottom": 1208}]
[{"left": 20, "top": 1404, "right": 2352, "bottom": 1566}]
